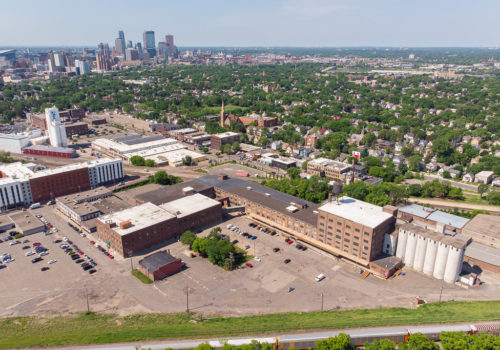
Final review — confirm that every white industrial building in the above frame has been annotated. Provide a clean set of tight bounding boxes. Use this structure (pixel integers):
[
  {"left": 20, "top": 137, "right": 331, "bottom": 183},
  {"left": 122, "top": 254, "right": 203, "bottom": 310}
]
[
  {"left": 45, "top": 107, "right": 67, "bottom": 147},
  {"left": 0, "top": 133, "right": 31, "bottom": 153},
  {"left": 396, "top": 223, "right": 469, "bottom": 283}
]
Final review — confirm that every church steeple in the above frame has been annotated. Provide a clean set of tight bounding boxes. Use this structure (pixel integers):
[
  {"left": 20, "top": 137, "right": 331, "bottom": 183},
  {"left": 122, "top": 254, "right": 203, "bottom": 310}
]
[{"left": 220, "top": 100, "right": 225, "bottom": 127}]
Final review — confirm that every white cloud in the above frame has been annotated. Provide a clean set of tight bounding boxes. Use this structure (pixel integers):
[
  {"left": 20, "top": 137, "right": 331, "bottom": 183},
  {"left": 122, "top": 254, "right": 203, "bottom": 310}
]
[{"left": 282, "top": 0, "right": 356, "bottom": 18}]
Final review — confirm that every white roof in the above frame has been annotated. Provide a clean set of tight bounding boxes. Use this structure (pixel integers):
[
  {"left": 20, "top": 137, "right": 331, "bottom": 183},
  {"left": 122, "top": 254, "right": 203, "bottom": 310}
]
[
  {"left": 92, "top": 137, "right": 178, "bottom": 154},
  {"left": 125, "top": 143, "right": 186, "bottom": 159},
  {"left": 97, "top": 202, "right": 175, "bottom": 236},
  {"left": 318, "top": 196, "right": 393, "bottom": 228},
  {"left": 309, "top": 157, "right": 351, "bottom": 170},
  {"left": 214, "top": 131, "right": 240, "bottom": 139},
  {"left": 159, "top": 193, "right": 220, "bottom": 218},
  {"left": 147, "top": 149, "right": 205, "bottom": 165}
]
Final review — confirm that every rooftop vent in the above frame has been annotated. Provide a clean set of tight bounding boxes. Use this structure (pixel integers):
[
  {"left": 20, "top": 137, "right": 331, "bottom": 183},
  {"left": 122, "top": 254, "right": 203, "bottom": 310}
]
[
  {"left": 246, "top": 186, "right": 252, "bottom": 190},
  {"left": 265, "top": 193, "right": 270, "bottom": 197},
  {"left": 286, "top": 205, "right": 298, "bottom": 213}
]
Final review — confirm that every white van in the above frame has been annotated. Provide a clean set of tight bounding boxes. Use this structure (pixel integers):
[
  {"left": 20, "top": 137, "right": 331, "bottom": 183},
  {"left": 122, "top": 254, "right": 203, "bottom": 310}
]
[
  {"left": 30, "top": 203, "right": 41, "bottom": 209},
  {"left": 315, "top": 274, "right": 325, "bottom": 282}
]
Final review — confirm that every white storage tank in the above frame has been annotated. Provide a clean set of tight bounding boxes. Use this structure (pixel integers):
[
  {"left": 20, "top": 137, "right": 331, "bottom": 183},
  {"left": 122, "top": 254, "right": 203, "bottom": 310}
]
[
  {"left": 433, "top": 242, "right": 450, "bottom": 280},
  {"left": 404, "top": 231, "right": 418, "bottom": 267},
  {"left": 413, "top": 235, "right": 428, "bottom": 272},
  {"left": 396, "top": 228, "right": 408, "bottom": 259},
  {"left": 423, "top": 238, "right": 439, "bottom": 276},
  {"left": 444, "top": 245, "right": 465, "bottom": 284}
]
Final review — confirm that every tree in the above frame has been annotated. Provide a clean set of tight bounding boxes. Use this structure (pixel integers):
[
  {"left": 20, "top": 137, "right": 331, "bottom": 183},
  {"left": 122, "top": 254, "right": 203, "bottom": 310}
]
[
  {"left": 130, "top": 155, "right": 146, "bottom": 166},
  {"left": 180, "top": 230, "right": 197, "bottom": 248},
  {"left": 399, "top": 163, "right": 408, "bottom": 175},
  {"left": 145, "top": 159, "right": 156, "bottom": 167},
  {"left": 365, "top": 339, "right": 396, "bottom": 350},
  {"left": 361, "top": 132, "right": 376, "bottom": 147},
  {"left": 192, "top": 237, "right": 209, "bottom": 256},
  {"left": 447, "top": 187, "right": 463, "bottom": 200},
  {"left": 407, "top": 184, "right": 423, "bottom": 197},
  {"left": 487, "top": 190, "right": 500, "bottom": 205},
  {"left": 232, "top": 141, "right": 240, "bottom": 152},
  {"left": 316, "top": 334, "right": 354, "bottom": 350},
  {"left": 442, "top": 170, "right": 451, "bottom": 179},
  {"left": 182, "top": 155, "right": 193, "bottom": 166},
  {"left": 408, "top": 154, "right": 422, "bottom": 172},
  {"left": 478, "top": 183, "right": 489, "bottom": 199},
  {"left": 400, "top": 333, "right": 438, "bottom": 350},
  {"left": 287, "top": 167, "right": 301, "bottom": 179}
]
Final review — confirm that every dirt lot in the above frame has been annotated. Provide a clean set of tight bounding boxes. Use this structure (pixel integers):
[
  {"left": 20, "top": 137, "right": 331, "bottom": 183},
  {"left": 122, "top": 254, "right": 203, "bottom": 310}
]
[{"left": 1, "top": 207, "right": 500, "bottom": 318}]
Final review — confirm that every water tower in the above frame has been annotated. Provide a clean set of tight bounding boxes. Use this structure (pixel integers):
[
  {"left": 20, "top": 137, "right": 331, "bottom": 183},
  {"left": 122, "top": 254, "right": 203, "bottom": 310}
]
[{"left": 332, "top": 181, "right": 343, "bottom": 204}]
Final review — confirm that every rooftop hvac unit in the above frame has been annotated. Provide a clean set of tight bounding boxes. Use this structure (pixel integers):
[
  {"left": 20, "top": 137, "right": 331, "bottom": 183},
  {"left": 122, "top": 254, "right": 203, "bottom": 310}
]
[
  {"left": 265, "top": 193, "right": 270, "bottom": 197},
  {"left": 246, "top": 186, "right": 252, "bottom": 190},
  {"left": 119, "top": 220, "right": 132, "bottom": 229}
]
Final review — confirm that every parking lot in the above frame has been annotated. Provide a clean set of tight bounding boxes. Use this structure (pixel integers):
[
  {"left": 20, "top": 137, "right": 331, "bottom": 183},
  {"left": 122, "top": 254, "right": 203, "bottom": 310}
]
[{"left": 2, "top": 206, "right": 500, "bottom": 318}]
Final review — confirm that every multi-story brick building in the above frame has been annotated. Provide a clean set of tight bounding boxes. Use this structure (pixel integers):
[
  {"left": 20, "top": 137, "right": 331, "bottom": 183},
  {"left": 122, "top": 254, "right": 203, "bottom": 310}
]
[
  {"left": 307, "top": 158, "right": 352, "bottom": 181},
  {"left": 0, "top": 158, "right": 124, "bottom": 207},
  {"left": 316, "top": 197, "right": 395, "bottom": 265},
  {"left": 65, "top": 122, "right": 88, "bottom": 137},
  {"left": 210, "top": 132, "right": 241, "bottom": 149},
  {"left": 96, "top": 193, "right": 222, "bottom": 257}
]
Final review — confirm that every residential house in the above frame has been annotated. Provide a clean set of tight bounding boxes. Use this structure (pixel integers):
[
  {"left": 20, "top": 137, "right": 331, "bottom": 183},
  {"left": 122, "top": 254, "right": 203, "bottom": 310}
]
[
  {"left": 475, "top": 171, "right": 494, "bottom": 184},
  {"left": 462, "top": 173, "right": 474, "bottom": 183}
]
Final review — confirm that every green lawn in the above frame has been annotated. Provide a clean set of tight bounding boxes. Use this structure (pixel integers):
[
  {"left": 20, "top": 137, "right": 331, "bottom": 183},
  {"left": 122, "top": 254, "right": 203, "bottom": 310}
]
[
  {"left": 1, "top": 301, "right": 499, "bottom": 349},
  {"left": 131, "top": 269, "right": 153, "bottom": 284}
]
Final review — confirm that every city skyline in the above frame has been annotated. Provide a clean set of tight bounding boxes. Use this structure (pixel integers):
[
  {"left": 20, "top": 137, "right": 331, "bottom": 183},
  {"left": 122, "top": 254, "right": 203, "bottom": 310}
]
[{"left": 1, "top": 0, "right": 500, "bottom": 47}]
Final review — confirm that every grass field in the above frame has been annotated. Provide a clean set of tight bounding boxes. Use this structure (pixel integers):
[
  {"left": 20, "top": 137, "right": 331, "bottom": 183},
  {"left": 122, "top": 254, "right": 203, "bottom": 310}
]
[
  {"left": 1, "top": 301, "right": 499, "bottom": 349},
  {"left": 131, "top": 269, "right": 153, "bottom": 284}
]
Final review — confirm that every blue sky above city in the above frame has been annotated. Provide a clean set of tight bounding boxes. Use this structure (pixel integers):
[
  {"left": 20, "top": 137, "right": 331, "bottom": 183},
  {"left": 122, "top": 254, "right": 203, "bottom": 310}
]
[{"left": 2, "top": 0, "right": 500, "bottom": 47}]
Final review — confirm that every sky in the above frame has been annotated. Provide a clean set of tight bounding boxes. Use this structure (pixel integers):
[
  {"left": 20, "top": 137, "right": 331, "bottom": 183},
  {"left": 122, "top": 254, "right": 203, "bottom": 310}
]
[{"left": 1, "top": 0, "right": 500, "bottom": 47}]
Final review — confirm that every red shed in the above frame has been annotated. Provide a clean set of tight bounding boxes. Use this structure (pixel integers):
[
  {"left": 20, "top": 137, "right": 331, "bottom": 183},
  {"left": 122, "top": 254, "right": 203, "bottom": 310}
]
[{"left": 137, "top": 251, "right": 182, "bottom": 281}]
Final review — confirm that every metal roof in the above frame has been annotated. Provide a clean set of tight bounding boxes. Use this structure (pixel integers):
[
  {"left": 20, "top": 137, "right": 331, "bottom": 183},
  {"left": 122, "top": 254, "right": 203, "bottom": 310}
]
[
  {"left": 24, "top": 145, "right": 75, "bottom": 154},
  {"left": 399, "top": 203, "right": 434, "bottom": 218},
  {"left": 426, "top": 210, "right": 470, "bottom": 229},
  {"left": 196, "top": 175, "right": 314, "bottom": 208},
  {"left": 465, "top": 242, "right": 500, "bottom": 267}
]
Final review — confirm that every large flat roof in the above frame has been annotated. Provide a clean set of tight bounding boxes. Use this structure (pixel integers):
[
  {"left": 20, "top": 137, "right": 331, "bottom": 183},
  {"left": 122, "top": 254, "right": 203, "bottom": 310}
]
[
  {"left": 129, "top": 180, "right": 213, "bottom": 205},
  {"left": 308, "top": 158, "right": 352, "bottom": 171},
  {"left": 319, "top": 196, "right": 394, "bottom": 229},
  {"left": 463, "top": 214, "right": 500, "bottom": 240},
  {"left": 8, "top": 212, "right": 45, "bottom": 233},
  {"left": 159, "top": 193, "right": 221, "bottom": 218},
  {"left": 97, "top": 202, "right": 175, "bottom": 236}
]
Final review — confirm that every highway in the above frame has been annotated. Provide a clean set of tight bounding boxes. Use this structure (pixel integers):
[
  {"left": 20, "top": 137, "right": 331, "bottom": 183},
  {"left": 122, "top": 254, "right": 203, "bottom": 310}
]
[{"left": 35, "top": 322, "right": 500, "bottom": 350}]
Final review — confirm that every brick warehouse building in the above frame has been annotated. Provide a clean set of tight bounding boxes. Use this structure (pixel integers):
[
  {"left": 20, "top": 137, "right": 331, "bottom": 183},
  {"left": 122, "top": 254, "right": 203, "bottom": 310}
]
[
  {"left": 138, "top": 251, "right": 182, "bottom": 281},
  {"left": 23, "top": 145, "right": 77, "bottom": 158},
  {"left": 64, "top": 122, "right": 88, "bottom": 137},
  {"left": 29, "top": 167, "right": 91, "bottom": 203},
  {"left": 96, "top": 194, "right": 222, "bottom": 257},
  {"left": 195, "top": 175, "right": 395, "bottom": 267},
  {"left": 210, "top": 132, "right": 241, "bottom": 149}
]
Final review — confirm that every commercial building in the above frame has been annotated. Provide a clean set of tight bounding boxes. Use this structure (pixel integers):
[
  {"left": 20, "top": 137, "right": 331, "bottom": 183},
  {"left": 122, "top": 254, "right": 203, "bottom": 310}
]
[
  {"left": 317, "top": 197, "right": 395, "bottom": 265},
  {"left": 143, "top": 31, "right": 156, "bottom": 57},
  {"left": 462, "top": 214, "right": 500, "bottom": 249},
  {"left": 195, "top": 175, "right": 396, "bottom": 270},
  {"left": 83, "top": 116, "right": 107, "bottom": 126},
  {"left": 56, "top": 187, "right": 112, "bottom": 225},
  {"left": 0, "top": 158, "right": 123, "bottom": 207},
  {"left": 271, "top": 158, "right": 297, "bottom": 170},
  {"left": 64, "top": 122, "right": 88, "bottom": 137},
  {"left": 210, "top": 132, "right": 240, "bottom": 149},
  {"left": 96, "top": 193, "right": 222, "bottom": 257},
  {"left": 8, "top": 211, "right": 45, "bottom": 235},
  {"left": 45, "top": 107, "right": 67, "bottom": 147},
  {"left": 307, "top": 158, "right": 353, "bottom": 181},
  {"left": 23, "top": 145, "right": 77, "bottom": 158},
  {"left": 92, "top": 135, "right": 178, "bottom": 158},
  {"left": 125, "top": 181, "right": 214, "bottom": 206},
  {"left": 138, "top": 251, "right": 182, "bottom": 281}
]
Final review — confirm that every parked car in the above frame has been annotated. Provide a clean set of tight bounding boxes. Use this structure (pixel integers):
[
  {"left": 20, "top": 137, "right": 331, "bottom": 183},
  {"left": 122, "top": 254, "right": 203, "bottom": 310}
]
[
  {"left": 107, "top": 254, "right": 114, "bottom": 259},
  {"left": 250, "top": 236, "right": 257, "bottom": 240},
  {"left": 25, "top": 251, "right": 35, "bottom": 257},
  {"left": 231, "top": 240, "right": 238, "bottom": 244},
  {"left": 75, "top": 259, "right": 84, "bottom": 264},
  {"left": 22, "top": 245, "right": 30, "bottom": 250},
  {"left": 244, "top": 245, "right": 250, "bottom": 250},
  {"left": 31, "top": 257, "right": 43, "bottom": 263},
  {"left": 315, "top": 274, "right": 325, "bottom": 282},
  {"left": 48, "top": 259, "right": 57, "bottom": 264},
  {"left": 254, "top": 257, "right": 261, "bottom": 262},
  {"left": 9, "top": 241, "right": 19, "bottom": 246},
  {"left": 273, "top": 247, "right": 280, "bottom": 252},
  {"left": 89, "top": 269, "right": 97, "bottom": 274},
  {"left": 22, "top": 239, "right": 29, "bottom": 243},
  {"left": 245, "top": 263, "right": 253, "bottom": 268},
  {"left": 284, "top": 259, "right": 291, "bottom": 264},
  {"left": 287, "top": 286, "right": 295, "bottom": 293},
  {"left": 41, "top": 267, "right": 49, "bottom": 271},
  {"left": 54, "top": 239, "right": 62, "bottom": 243},
  {"left": 39, "top": 251, "right": 49, "bottom": 257}
]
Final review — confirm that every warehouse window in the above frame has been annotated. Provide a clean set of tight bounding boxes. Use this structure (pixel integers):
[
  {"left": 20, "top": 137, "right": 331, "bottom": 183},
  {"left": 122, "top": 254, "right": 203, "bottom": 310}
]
[
  {"left": 335, "top": 235, "right": 341, "bottom": 239},
  {"left": 336, "top": 229, "right": 341, "bottom": 233},
  {"left": 355, "top": 228, "right": 360, "bottom": 233}
]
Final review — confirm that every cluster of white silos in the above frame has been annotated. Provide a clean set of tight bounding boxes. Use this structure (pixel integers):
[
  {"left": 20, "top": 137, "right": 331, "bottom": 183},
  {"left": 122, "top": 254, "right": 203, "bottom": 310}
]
[{"left": 396, "top": 224, "right": 466, "bottom": 283}]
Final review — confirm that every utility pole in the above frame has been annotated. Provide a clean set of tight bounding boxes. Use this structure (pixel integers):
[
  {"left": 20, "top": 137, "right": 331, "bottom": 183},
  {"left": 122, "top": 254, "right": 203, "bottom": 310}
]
[
  {"left": 439, "top": 280, "right": 444, "bottom": 302},
  {"left": 321, "top": 292, "right": 324, "bottom": 312},
  {"left": 184, "top": 286, "right": 190, "bottom": 313},
  {"left": 130, "top": 257, "right": 133, "bottom": 271},
  {"left": 253, "top": 240, "right": 256, "bottom": 257},
  {"left": 85, "top": 286, "right": 90, "bottom": 313}
]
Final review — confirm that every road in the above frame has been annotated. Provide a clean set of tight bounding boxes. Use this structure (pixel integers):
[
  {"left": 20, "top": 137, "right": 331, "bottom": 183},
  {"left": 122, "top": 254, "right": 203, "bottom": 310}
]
[
  {"left": 408, "top": 197, "right": 500, "bottom": 213},
  {"left": 423, "top": 175, "right": 479, "bottom": 192},
  {"left": 30, "top": 322, "right": 500, "bottom": 350}
]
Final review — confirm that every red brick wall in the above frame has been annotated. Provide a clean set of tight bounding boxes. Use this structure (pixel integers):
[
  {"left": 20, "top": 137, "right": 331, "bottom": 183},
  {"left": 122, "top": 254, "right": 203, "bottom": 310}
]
[
  {"left": 154, "top": 259, "right": 182, "bottom": 280},
  {"left": 29, "top": 168, "right": 91, "bottom": 202}
]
